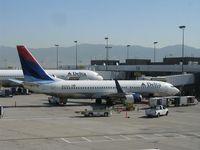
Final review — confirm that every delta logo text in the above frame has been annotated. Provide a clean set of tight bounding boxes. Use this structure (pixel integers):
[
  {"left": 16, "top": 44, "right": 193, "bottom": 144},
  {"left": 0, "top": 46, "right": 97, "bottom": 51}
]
[{"left": 141, "top": 82, "right": 161, "bottom": 88}]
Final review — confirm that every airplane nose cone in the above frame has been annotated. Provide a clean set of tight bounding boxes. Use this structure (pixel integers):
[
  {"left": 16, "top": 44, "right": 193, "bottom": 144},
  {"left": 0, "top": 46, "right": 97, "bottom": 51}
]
[
  {"left": 175, "top": 88, "right": 181, "bottom": 95},
  {"left": 172, "top": 87, "right": 180, "bottom": 95},
  {"left": 97, "top": 76, "right": 103, "bottom": 80}
]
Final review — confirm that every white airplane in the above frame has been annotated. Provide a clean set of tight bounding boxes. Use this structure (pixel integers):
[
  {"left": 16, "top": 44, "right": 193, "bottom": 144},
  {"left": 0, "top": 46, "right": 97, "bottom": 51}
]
[
  {"left": 16, "top": 45, "right": 180, "bottom": 105},
  {"left": 0, "top": 69, "right": 103, "bottom": 87}
]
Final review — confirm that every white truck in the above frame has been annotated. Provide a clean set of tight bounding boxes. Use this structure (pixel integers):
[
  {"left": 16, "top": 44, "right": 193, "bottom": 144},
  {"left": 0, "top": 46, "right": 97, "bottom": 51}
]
[
  {"left": 81, "top": 109, "right": 112, "bottom": 117},
  {"left": 145, "top": 105, "right": 168, "bottom": 117}
]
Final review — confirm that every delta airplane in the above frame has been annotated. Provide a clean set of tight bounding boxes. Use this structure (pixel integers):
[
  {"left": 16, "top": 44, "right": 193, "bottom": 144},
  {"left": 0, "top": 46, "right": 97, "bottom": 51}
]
[
  {"left": 16, "top": 45, "right": 180, "bottom": 105},
  {"left": 0, "top": 69, "right": 103, "bottom": 87}
]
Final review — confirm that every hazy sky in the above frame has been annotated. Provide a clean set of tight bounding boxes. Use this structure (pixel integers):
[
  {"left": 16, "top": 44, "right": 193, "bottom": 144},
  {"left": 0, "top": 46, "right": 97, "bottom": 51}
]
[{"left": 0, "top": 0, "right": 199, "bottom": 48}]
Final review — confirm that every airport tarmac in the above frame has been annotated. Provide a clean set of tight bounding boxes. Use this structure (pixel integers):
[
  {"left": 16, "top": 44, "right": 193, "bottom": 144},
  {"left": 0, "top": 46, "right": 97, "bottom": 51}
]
[{"left": 0, "top": 94, "right": 199, "bottom": 150}]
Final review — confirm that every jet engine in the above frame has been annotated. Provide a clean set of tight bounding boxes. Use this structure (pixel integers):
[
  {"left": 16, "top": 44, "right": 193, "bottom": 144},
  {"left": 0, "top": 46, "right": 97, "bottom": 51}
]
[{"left": 125, "top": 93, "right": 142, "bottom": 103}]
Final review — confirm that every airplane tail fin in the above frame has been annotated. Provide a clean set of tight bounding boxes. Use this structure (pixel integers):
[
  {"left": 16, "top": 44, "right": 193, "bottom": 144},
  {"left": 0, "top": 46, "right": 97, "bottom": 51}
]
[{"left": 16, "top": 45, "right": 54, "bottom": 82}]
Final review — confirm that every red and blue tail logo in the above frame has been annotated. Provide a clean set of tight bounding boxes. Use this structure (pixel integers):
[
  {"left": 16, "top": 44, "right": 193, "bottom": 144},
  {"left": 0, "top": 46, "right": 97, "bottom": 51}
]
[{"left": 17, "top": 45, "right": 54, "bottom": 82}]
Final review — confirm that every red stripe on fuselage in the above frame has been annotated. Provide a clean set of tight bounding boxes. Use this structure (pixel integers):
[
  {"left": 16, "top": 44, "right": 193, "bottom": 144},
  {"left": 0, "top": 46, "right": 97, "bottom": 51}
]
[{"left": 17, "top": 45, "right": 37, "bottom": 63}]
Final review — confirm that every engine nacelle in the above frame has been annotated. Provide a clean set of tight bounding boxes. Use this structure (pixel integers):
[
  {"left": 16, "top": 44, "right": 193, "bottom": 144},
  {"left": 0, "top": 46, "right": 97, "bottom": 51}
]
[
  {"left": 125, "top": 93, "right": 142, "bottom": 103},
  {"left": 125, "top": 94, "right": 134, "bottom": 101},
  {"left": 133, "top": 93, "right": 142, "bottom": 103}
]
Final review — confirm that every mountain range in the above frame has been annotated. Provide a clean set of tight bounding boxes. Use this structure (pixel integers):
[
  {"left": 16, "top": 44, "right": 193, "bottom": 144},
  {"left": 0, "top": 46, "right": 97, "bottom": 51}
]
[{"left": 0, "top": 44, "right": 200, "bottom": 68}]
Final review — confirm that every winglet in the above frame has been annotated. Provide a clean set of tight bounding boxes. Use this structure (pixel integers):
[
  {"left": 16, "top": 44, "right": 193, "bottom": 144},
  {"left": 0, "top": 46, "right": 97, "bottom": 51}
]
[{"left": 16, "top": 45, "right": 54, "bottom": 82}]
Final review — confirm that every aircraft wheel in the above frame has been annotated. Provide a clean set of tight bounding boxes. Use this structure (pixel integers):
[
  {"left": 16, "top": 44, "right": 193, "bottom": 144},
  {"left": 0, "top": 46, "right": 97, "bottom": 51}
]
[
  {"left": 96, "top": 98, "right": 102, "bottom": 105},
  {"left": 157, "top": 113, "right": 160, "bottom": 118},
  {"left": 104, "top": 112, "right": 109, "bottom": 117},
  {"left": 89, "top": 113, "right": 93, "bottom": 117}
]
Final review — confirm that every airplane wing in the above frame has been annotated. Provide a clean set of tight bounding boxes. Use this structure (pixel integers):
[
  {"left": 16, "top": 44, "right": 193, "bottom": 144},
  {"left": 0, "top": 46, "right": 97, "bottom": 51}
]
[
  {"left": 101, "top": 80, "right": 126, "bottom": 100},
  {"left": 8, "top": 79, "right": 24, "bottom": 85},
  {"left": 114, "top": 79, "right": 124, "bottom": 94},
  {"left": 103, "top": 80, "right": 142, "bottom": 102}
]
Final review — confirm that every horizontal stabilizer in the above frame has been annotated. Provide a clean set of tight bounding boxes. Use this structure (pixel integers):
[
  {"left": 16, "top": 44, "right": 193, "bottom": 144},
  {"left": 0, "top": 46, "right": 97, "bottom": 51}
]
[{"left": 8, "top": 79, "right": 24, "bottom": 85}]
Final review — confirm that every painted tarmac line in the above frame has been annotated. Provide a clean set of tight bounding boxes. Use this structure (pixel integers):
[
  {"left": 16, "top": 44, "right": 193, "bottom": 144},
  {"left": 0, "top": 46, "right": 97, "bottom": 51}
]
[
  {"left": 60, "top": 138, "right": 71, "bottom": 143},
  {"left": 120, "top": 135, "right": 131, "bottom": 140},
  {"left": 154, "top": 134, "right": 163, "bottom": 137},
  {"left": 189, "top": 132, "right": 200, "bottom": 137},
  {"left": 134, "top": 134, "right": 146, "bottom": 139},
  {"left": 90, "top": 139, "right": 111, "bottom": 143},
  {"left": 81, "top": 137, "right": 92, "bottom": 142},
  {"left": 103, "top": 136, "right": 115, "bottom": 141},
  {"left": 174, "top": 134, "right": 186, "bottom": 138}
]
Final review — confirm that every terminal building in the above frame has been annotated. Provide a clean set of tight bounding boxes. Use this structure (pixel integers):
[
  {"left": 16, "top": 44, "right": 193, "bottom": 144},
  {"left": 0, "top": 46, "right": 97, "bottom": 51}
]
[{"left": 91, "top": 57, "right": 200, "bottom": 97}]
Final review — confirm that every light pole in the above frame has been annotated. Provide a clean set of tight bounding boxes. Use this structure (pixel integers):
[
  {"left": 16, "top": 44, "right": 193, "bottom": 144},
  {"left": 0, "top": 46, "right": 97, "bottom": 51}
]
[
  {"left": 54, "top": 44, "right": 59, "bottom": 69},
  {"left": 115, "top": 62, "right": 119, "bottom": 79},
  {"left": 179, "top": 25, "right": 186, "bottom": 74},
  {"left": 74, "top": 41, "right": 78, "bottom": 69},
  {"left": 153, "top": 42, "right": 158, "bottom": 62},
  {"left": 126, "top": 45, "right": 130, "bottom": 60},
  {"left": 104, "top": 37, "right": 112, "bottom": 70}
]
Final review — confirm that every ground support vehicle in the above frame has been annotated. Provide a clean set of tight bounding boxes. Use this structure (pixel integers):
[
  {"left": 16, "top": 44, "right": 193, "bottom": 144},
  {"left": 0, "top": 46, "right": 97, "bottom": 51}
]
[
  {"left": 145, "top": 105, "right": 168, "bottom": 117},
  {"left": 81, "top": 108, "right": 112, "bottom": 117}
]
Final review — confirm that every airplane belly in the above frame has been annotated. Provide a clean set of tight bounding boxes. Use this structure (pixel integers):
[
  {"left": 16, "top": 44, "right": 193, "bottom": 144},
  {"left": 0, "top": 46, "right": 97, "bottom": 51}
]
[
  {"left": 49, "top": 92, "right": 94, "bottom": 99},
  {"left": 24, "top": 85, "right": 40, "bottom": 93},
  {"left": 49, "top": 88, "right": 108, "bottom": 99}
]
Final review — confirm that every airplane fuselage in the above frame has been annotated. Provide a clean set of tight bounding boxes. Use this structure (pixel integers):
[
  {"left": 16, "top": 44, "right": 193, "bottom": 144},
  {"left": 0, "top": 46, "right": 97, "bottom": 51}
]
[
  {"left": 0, "top": 69, "right": 103, "bottom": 87},
  {"left": 24, "top": 80, "right": 179, "bottom": 99}
]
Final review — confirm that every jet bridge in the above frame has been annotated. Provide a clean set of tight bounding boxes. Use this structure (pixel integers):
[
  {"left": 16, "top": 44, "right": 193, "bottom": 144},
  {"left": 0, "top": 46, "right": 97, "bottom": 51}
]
[{"left": 139, "top": 73, "right": 194, "bottom": 86}]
